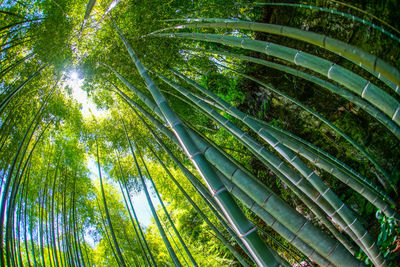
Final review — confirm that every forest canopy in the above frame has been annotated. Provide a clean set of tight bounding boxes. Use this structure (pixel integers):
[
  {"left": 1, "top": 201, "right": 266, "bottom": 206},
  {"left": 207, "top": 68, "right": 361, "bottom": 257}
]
[{"left": 0, "top": 0, "right": 399, "bottom": 266}]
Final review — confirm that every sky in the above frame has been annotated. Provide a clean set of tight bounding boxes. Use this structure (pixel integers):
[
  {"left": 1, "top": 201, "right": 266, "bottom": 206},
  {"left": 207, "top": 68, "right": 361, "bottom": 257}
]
[
  {"left": 86, "top": 157, "right": 161, "bottom": 227},
  {"left": 64, "top": 70, "right": 105, "bottom": 118},
  {"left": 63, "top": 71, "right": 161, "bottom": 247}
]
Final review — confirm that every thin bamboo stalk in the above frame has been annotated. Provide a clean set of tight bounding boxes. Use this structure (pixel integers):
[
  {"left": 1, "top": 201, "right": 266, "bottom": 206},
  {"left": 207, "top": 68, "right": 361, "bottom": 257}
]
[
  {"left": 110, "top": 75, "right": 362, "bottom": 266},
  {"left": 217, "top": 62, "right": 396, "bottom": 193},
  {"left": 169, "top": 66, "right": 398, "bottom": 218},
  {"left": 155, "top": 19, "right": 400, "bottom": 91},
  {"left": 156, "top": 72, "right": 383, "bottom": 265},
  {"left": 120, "top": 119, "right": 182, "bottom": 267},
  {"left": 199, "top": 49, "right": 400, "bottom": 140},
  {"left": 149, "top": 32, "right": 400, "bottom": 127},
  {"left": 137, "top": 147, "right": 198, "bottom": 267},
  {"left": 114, "top": 21, "right": 280, "bottom": 267}
]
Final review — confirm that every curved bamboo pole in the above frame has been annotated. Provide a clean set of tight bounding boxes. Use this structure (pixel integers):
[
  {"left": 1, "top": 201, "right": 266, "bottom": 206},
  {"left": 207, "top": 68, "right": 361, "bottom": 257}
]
[
  {"left": 148, "top": 32, "right": 400, "bottom": 127},
  {"left": 169, "top": 66, "right": 397, "bottom": 217},
  {"left": 114, "top": 21, "right": 280, "bottom": 267},
  {"left": 109, "top": 72, "right": 362, "bottom": 266},
  {"left": 252, "top": 2, "right": 400, "bottom": 42},
  {"left": 96, "top": 139, "right": 127, "bottom": 267},
  {"left": 217, "top": 62, "right": 396, "bottom": 192},
  {"left": 115, "top": 154, "right": 154, "bottom": 267},
  {"left": 156, "top": 72, "right": 384, "bottom": 266},
  {"left": 121, "top": 90, "right": 329, "bottom": 266},
  {"left": 160, "top": 19, "right": 400, "bottom": 92},
  {"left": 121, "top": 118, "right": 182, "bottom": 267},
  {"left": 137, "top": 147, "right": 199, "bottom": 267},
  {"left": 199, "top": 49, "right": 400, "bottom": 140},
  {"left": 116, "top": 90, "right": 253, "bottom": 266}
]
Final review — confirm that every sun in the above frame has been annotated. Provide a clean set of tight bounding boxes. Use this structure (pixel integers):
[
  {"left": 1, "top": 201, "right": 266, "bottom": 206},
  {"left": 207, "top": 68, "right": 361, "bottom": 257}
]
[
  {"left": 63, "top": 69, "right": 107, "bottom": 118},
  {"left": 70, "top": 70, "right": 79, "bottom": 81}
]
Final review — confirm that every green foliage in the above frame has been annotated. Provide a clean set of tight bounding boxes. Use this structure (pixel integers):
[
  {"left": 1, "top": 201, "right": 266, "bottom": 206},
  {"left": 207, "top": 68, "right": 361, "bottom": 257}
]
[
  {"left": 357, "top": 211, "right": 399, "bottom": 266},
  {"left": 1, "top": 0, "right": 399, "bottom": 266}
]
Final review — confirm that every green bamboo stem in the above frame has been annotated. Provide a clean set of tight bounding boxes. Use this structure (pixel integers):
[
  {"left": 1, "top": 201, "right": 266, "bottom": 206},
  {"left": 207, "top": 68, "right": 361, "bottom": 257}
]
[
  {"left": 191, "top": 121, "right": 348, "bottom": 264},
  {"left": 0, "top": 53, "right": 35, "bottom": 79},
  {"left": 143, "top": 137, "right": 252, "bottom": 267},
  {"left": 114, "top": 83, "right": 253, "bottom": 267},
  {"left": 328, "top": 0, "right": 399, "bottom": 35},
  {"left": 137, "top": 147, "right": 198, "bottom": 267},
  {"left": 135, "top": 98, "right": 323, "bottom": 266},
  {"left": 169, "top": 66, "right": 398, "bottom": 219},
  {"left": 199, "top": 49, "right": 400, "bottom": 140},
  {"left": 254, "top": 2, "right": 400, "bottom": 41},
  {"left": 216, "top": 62, "right": 396, "bottom": 193},
  {"left": 110, "top": 69, "right": 363, "bottom": 266},
  {"left": 155, "top": 19, "right": 400, "bottom": 92},
  {"left": 121, "top": 118, "right": 182, "bottom": 267},
  {"left": 96, "top": 140, "right": 127, "bottom": 267},
  {"left": 96, "top": 197, "right": 122, "bottom": 267},
  {"left": 262, "top": 122, "right": 397, "bottom": 209},
  {"left": 115, "top": 84, "right": 356, "bottom": 267},
  {"left": 115, "top": 21, "right": 279, "bottom": 267},
  {"left": 149, "top": 32, "right": 400, "bottom": 128},
  {"left": 0, "top": 64, "right": 47, "bottom": 118},
  {"left": 156, "top": 72, "right": 383, "bottom": 265},
  {"left": 118, "top": 162, "right": 157, "bottom": 267},
  {"left": 0, "top": 95, "right": 51, "bottom": 266},
  {"left": 172, "top": 90, "right": 359, "bottom": 256},
  {"left": 126, "top": 96, "right": 253, "bottom": 265},
  {"left": 115, "top": 155, "right": 152, "bottom": 267},
  {"left": 157, "top": 210, "right": 190, "bottom": 266},
  {"left": 187, "top": 128, "right": 365, "bottom": 266},
  {"left": 115, "top": 84, "right": 262, "bottom": 266}
]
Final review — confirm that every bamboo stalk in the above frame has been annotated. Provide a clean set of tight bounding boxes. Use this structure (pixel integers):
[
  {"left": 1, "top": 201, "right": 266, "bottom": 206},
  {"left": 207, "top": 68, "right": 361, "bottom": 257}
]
[
  {"left": 110, "top": 74, "right": 362, "bottom": 266},
  {"left": 149, "top": 32, "right": 400, "bottom": 127},
  {"left": 114, "top": 21, "right": 280, "bottom": 267},
  {"left": 156, "top": 72, "right": 383, "bottom": 265},
  {"left": 158, "top": 19, "right": 400, "bottom": 91},
  {"left": 199, "top": 49, "right": 400, "bottom": 140},
  {"left": 169, "top": 66, "right": 398, "bottom": 218}
]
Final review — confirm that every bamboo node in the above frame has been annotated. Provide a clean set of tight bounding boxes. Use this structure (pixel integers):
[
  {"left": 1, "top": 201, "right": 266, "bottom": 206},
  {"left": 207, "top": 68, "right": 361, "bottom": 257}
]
[
  {"left": 289, "top": 155, "right": 297, "bottom": 163},
  {"left": 327, "top": 243, "right": 340, "bottom": 257},
  {"left": 230, "top": 167, "right": 239, "bottom": 181},
  {"left": 272, "top": 140, "right": 280, "bottom": 148},
  {"left": 329, "top": 203, "right": 345, "bottom": 218},
  {"left": 361, "top": 81, "right": 370, "bottom": 98},
  {"left": 392, "top": 105, "right": 400, "bottom": 120},
  {"left": 358, "top": 231, "right": 368, "bottom": 242},
  {"left": 294, "top": 51, "right": 302, "bottom": 65},
  {"left": 212, "top": 186, "right": 227, "bottom": 197},
  {"left": 189, "top": 151, "right": 201, "bottom": 159},
  {"left": 359, "top": 186, "right": 365, "bottom": 195},
  {"left": 262, "top": 194, "right": 273, "bottom": 208},
  {"left": 265, "top": 43, "right": 271, "bottom": 55},
  {"left": 239, "top": 227, "right": 256, "bottom": 238},
  {"left": 368, "top": 241, "right": 376, "bottom": 251},
  {"left": 240, "top": 38, "right": 245, "bottom": 48},
  {"left": 306, "top": 171, "right": 314, "bottom": 179},
  {"left": 294, "top": 177, "right": 304, "bottom": 186},
  {"left": 327, "top": 63, "right": 336, "bottom": 79},
  {"left": 321, "top": 187, "right": 331, "bottom": 198},
  {"left": 346, "top": 217, "right": 358, "bottom": 231},
  {"left": 373, "top": 250, "right": 382, "bottom": 260},
  {"left": 277, "top": 161, "right": 284, "bottom": 170}
]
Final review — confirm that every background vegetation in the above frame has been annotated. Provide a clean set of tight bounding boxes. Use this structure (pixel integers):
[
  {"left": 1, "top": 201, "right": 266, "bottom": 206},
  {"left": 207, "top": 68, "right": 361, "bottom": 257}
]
[{"left": 0, "top": 0, "right": 399, "bottom": 266}]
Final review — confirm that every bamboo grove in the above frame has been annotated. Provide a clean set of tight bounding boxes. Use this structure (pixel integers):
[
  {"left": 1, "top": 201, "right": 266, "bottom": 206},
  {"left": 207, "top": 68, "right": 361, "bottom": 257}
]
[{"left": 0, "top": 0, "right": 399, "bottom": 266}]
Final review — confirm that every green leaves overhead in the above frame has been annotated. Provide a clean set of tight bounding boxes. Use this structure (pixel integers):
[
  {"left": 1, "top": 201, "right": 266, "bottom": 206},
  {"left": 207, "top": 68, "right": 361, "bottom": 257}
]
[{"left": 0, "top": 0, "right": 399, "bottom": 266}]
